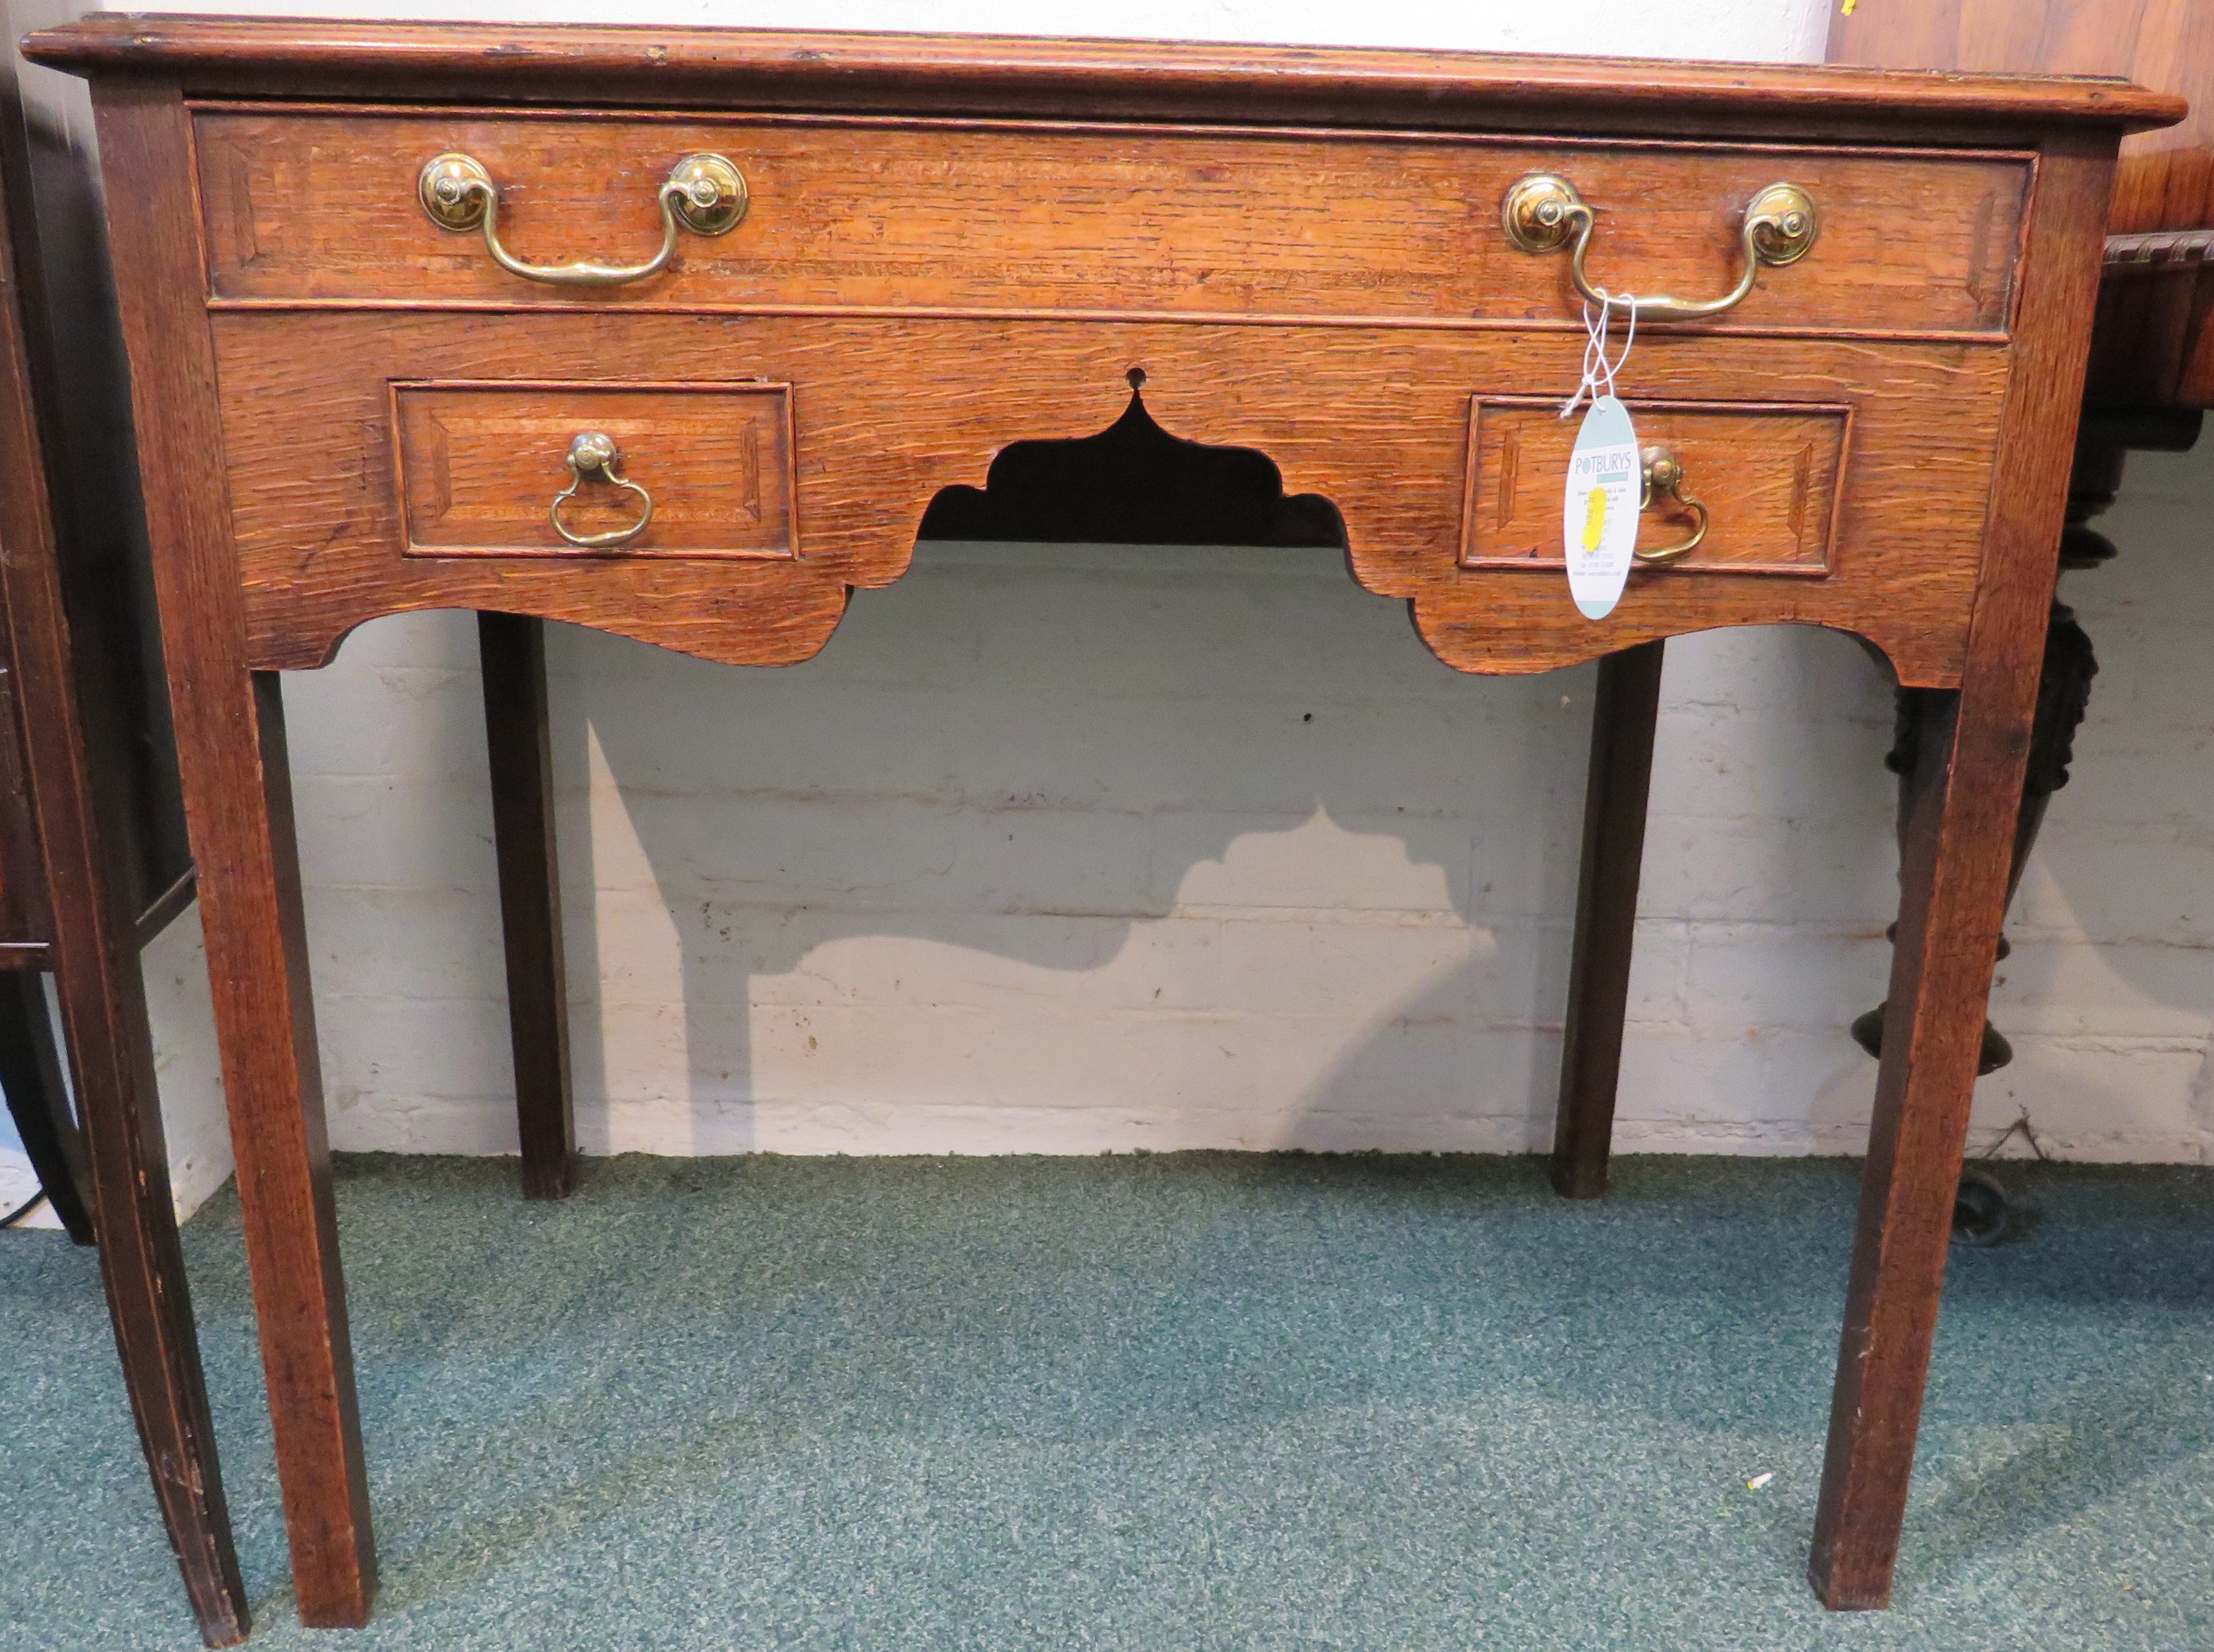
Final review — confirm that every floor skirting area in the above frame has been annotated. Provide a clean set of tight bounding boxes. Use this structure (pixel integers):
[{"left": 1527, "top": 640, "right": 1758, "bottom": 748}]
[{"left": 3, "top": 1152, "right": 2210, "bottom": 1650}]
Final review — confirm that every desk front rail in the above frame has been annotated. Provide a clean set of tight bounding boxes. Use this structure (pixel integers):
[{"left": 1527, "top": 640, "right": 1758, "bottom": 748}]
[{"left": 217, "top": 310, "right": 2008, "bottom": 685}]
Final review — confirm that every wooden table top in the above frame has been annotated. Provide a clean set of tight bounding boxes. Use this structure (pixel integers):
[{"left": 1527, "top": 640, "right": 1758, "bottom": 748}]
[{"left": 26, "top": 15, "right": 2186, "bottom": 138}]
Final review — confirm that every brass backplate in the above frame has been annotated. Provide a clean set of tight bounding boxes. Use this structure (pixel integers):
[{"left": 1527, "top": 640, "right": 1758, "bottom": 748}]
[
  {"left": 667, "top": 153, "right": 748, "bottom": 236},
  {"left": 418, "top": 152, "right": 493, "bottom": 231},
  {"left": 1746, "top": 182, "right": 1819, "bottom": 266},
  {"left": 1500, "top": 173, "right": 1585, "bottom": 255}
]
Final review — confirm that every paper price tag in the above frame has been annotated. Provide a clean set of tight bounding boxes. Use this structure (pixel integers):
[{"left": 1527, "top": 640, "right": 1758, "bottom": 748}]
[{"left": 1563, "top": 393, "right": 1640, "bottom": 621}]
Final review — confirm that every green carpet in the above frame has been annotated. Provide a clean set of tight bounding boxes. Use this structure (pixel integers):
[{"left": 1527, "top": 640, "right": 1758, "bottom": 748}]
[{"left": 2, "top": 1153, "right": 2210, "bottom": 1651}]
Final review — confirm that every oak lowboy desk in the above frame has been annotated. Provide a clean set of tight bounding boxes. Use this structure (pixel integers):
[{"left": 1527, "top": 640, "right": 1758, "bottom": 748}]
[{"left": 24, "top": 14, "right": 2183, "bottom": 1632}]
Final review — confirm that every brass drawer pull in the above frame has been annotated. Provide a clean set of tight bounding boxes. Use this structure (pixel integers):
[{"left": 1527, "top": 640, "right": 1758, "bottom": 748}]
[
  {"left": 1636, "top": 445, "right": 1708, "bottom": 562},
  {"left": 417, "top": 152, "right": 747, "bottom": 287},
  {"left": 550, "top": 432, "right": 654, "bottom": 547},
  {"left": 1502, "top": 174, "right": 1818, "bottom": 323}
]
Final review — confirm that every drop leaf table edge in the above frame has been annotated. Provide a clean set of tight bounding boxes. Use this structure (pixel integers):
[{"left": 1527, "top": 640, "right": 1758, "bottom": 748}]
[{"left": 21, "top": 13, "right": 2183, "bottom": 1631}]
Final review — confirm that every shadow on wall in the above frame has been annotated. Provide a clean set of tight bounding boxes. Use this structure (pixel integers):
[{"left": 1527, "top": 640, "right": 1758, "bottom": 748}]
[
  {"left": 556, "top": 537, "right": 1577, "bottom": 1157},
  {"left": 546, "top": 561, "right": 1902, "bottom": 1158}
]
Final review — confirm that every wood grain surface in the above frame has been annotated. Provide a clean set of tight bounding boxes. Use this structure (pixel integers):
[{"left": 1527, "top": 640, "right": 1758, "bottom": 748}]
[
  {"left": 1459, "top": 397, "right": 1848, "bottom": 574},
  {"left": 1808, "top": 132, "right": 2118, "bottom": 1614},
  {"left": 94, "top": 78, "right": 378, "bottom": 1629},
  {"left": 393, "top": 381, "right": 794, "bottom": 558},
  {"left": 1549, "top": 640, "right": 1665, "bottom": 1202},
  {"left": 1830, "top": 0, "right": 2213, "bottom": 235},
  {"left": 212, "top": 310, "right": 2009, "bottom": 684},
  {"left": 23, "top": 15, "right": 2185, "bottom": 143},
  {"left": 0, "top": 618, "right": 51, "bottom": 945},
  {"left": 1828, "top": 0, "right": 2214, "bottom": 411},
  {"left": 194, "top": 108, "right": 2030, "bottom": 340},
  {"left": 476, "top": 612, "right": 575, "bottom": 1201}
]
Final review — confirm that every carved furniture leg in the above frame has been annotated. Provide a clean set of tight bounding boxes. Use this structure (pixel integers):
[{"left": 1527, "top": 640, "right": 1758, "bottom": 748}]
[
  {"left": 1847, "top": 415, "right": 2196, "bottom": 1078},
  {"left": 1852, "top": 603, "right": 2095, "bottom": 1075},
  {"left": 1550, "top": 640, "right": 1665, "bottom": 1199},
  {"left": 478, "top": 613, "right": 575, "bottom": 1200},
  {"left": 0, "top": 968, "right": 94, "bottom": 1238}
]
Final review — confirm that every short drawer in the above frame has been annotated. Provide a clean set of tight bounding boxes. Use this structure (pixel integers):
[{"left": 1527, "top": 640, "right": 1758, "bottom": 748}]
[
  {"left": 391, "top": 380, "right": 795, "bottom": 558},
  {"left": 195, "top": 108, "right": 2027, "bottom": 337},
  {"left": 1459, "top": 397, "right": 1850, "bottom": 575}
]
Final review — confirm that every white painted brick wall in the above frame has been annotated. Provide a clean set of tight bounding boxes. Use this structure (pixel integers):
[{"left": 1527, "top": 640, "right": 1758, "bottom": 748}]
[{"left": 90, "top": 0, "right": 2214, "bottom": 1206}]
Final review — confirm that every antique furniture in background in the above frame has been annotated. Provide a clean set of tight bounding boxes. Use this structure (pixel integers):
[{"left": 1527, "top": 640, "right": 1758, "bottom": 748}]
[
  {"left": 1551, "top": 0, "right": 2214, "bottom": 1221},
  {"left": 1824, "top": 1, "right": 2214, "bottom": 1107},
  {"left": 27, "top": 14, "right": 2175, "bottom": 1631},
  {"left": 0, "top": 3, "right": 246, "bottom": 1642}
]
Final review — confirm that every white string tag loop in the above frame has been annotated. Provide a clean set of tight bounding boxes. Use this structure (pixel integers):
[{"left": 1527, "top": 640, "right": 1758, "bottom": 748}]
[{"left": 1560, "top": 296, "right": 1637, "bottom": 421}]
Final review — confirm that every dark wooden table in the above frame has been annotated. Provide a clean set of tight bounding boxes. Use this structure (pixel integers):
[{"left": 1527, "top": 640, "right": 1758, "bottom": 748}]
[
  {"left": 0, "top": 1, "right": 245, "bottom": 1640},
  {"left": 25, "top": 15, "right": 2178, "bottom": 1632}
]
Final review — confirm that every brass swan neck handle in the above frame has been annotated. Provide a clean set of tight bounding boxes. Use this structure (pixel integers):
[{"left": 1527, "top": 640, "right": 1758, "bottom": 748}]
[
  {"left": 1502, "top": 174, "right": 1819, "bottom": 324},
  {"left": 418, "top": 152, "right": 747, "bottom": 288}
]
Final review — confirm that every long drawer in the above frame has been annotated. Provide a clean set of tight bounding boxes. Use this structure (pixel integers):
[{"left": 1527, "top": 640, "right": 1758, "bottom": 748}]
[{"left": 192, "top": 107, "right": 2030, "bottom": 338}]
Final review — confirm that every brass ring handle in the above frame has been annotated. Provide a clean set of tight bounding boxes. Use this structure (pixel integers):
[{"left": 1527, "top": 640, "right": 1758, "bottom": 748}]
[
  {"left": 418, "top": 152, "right": 747, "bottom": 288},
  {"left": 1501, "top": 175, "right": 1819, "bottom": 324},
  {"left": 1636, "top": 445, "right": 1708, "bottom": 564},
  {"left": 550, "top": 432, "right": 654, "bottom": 548}
]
